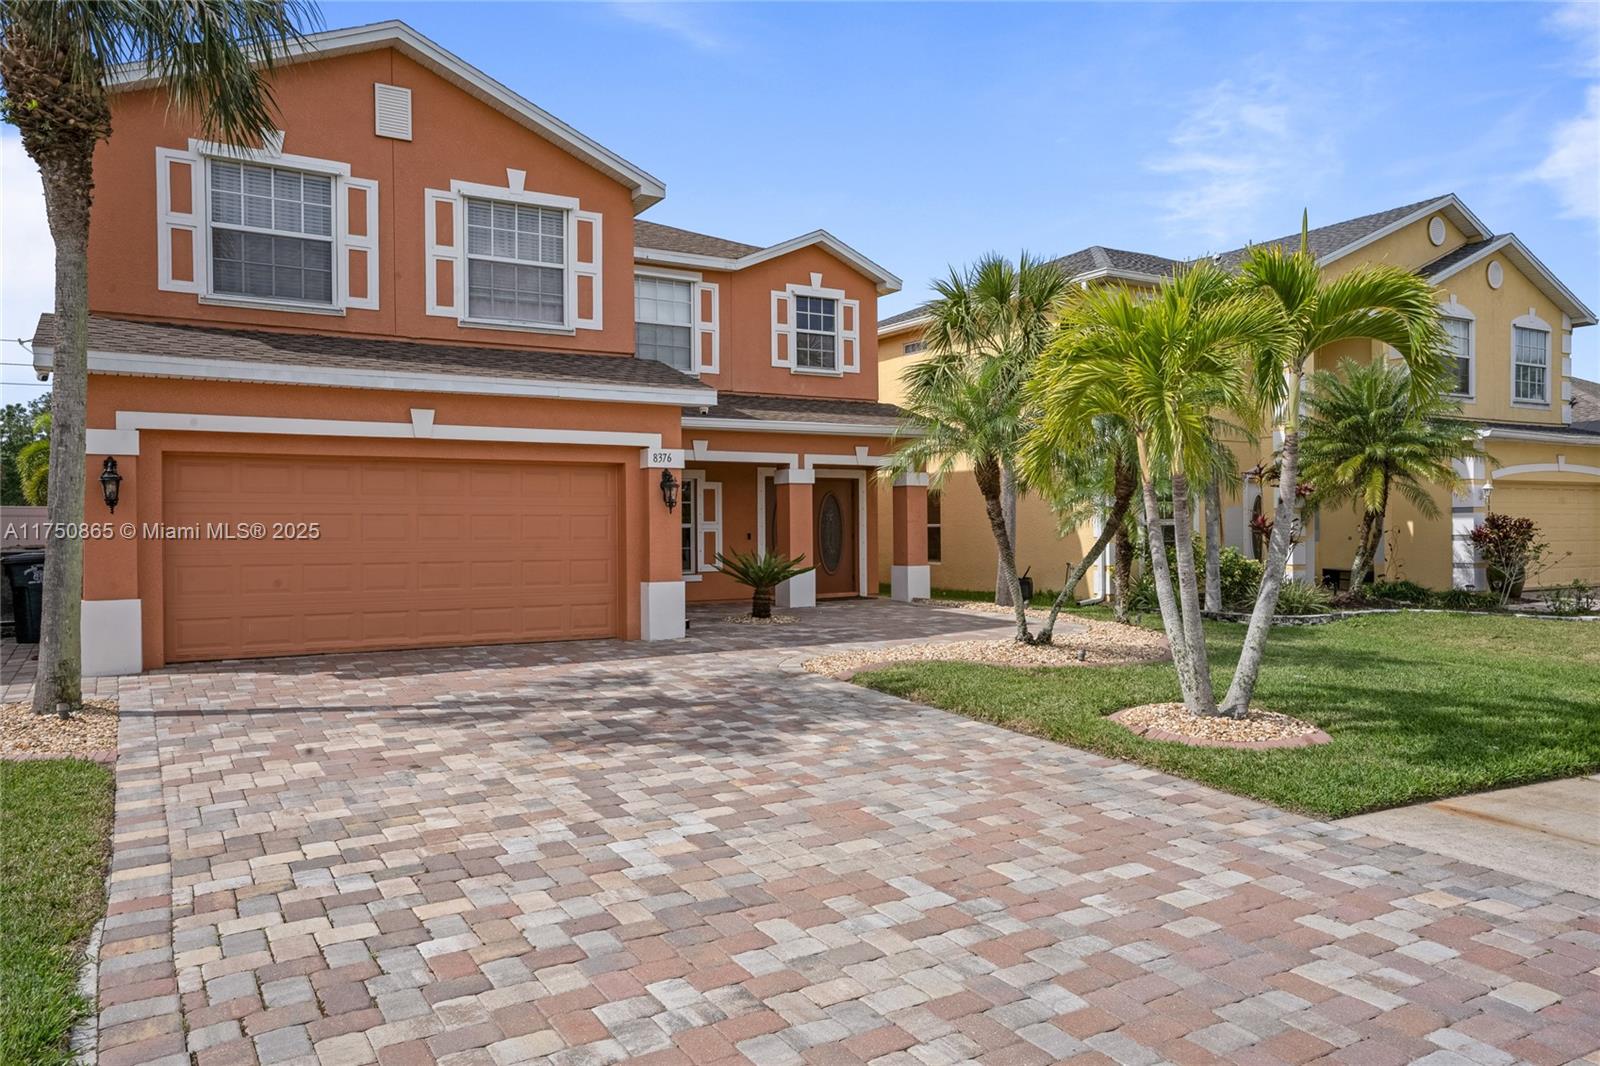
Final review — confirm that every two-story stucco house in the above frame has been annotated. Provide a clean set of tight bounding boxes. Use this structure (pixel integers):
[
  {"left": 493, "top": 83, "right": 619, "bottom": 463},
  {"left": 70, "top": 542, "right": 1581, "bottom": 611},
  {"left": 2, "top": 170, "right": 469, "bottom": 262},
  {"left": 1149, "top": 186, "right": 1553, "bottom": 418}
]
[
  {"left": 31, "top": 21, "right": 934, "bottom": 675},
  {"left": 878, "top": 195, "right": 1599, "bottom": 600}
]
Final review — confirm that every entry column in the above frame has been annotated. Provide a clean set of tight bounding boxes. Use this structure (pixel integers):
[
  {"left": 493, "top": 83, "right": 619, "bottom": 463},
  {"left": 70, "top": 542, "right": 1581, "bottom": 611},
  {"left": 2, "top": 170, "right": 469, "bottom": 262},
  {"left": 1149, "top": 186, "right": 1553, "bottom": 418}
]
[
  {"left": 641, "top": 453, "right": 686, "bottom": 639},
  {"left": 891, "top": 473, "right": 930, "bottom": 601},
  {"left": 774, "top": 467, "right": 815, "bottom": 608}
]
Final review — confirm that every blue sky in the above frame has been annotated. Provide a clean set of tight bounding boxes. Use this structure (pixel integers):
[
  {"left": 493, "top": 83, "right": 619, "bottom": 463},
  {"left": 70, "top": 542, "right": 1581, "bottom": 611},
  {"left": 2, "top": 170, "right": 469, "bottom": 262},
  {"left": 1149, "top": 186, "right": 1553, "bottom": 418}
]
[{"left": 3, "top": 1, "right": 1597, "bottom": 402}]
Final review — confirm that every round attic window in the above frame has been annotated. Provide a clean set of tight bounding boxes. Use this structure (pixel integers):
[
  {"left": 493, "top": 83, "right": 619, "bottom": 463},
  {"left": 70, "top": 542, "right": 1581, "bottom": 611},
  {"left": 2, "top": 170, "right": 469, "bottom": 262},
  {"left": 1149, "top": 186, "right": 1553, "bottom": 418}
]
[
  {"left": 1428, "top": 217, "right": 1446, "bottom": 246},
  {"left": 1487, "top": 260, "right": 1504, "bottom": 289}
]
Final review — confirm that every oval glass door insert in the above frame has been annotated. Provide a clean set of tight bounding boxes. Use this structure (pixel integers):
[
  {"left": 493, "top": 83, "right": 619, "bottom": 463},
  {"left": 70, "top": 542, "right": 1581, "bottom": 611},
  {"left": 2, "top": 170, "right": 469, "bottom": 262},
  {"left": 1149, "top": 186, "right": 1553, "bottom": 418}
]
[{"left": 819, "top": 493, "right": 843, "bottom": 572}]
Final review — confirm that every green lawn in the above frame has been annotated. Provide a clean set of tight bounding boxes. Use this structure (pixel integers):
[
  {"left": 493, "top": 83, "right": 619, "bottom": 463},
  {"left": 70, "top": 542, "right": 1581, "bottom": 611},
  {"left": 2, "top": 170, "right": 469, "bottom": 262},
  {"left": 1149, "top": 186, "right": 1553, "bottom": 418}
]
[
  {"left": 0, "top": 759, "right": 115, "bottom": 1066},
  {"left": 856, "top": 610, "right": 1600, "bottom": 818}
]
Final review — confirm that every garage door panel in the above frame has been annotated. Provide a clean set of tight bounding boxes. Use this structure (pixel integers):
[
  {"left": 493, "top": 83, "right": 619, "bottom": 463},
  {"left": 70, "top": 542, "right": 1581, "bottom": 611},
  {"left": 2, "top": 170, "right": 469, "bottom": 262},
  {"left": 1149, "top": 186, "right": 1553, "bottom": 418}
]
[
  {"left": 164, "top": 454, "right": 622, "bottom": 662},
  {"left": 1491, "top": 482, "right": 1600, "bottom": 587}
]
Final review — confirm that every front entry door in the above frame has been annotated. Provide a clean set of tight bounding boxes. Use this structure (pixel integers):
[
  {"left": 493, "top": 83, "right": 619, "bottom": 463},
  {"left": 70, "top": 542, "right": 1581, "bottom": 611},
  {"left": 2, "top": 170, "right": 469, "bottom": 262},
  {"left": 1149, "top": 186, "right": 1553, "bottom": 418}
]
[{"left": 814, "top": 478, "right": 858, "bottom": 598}]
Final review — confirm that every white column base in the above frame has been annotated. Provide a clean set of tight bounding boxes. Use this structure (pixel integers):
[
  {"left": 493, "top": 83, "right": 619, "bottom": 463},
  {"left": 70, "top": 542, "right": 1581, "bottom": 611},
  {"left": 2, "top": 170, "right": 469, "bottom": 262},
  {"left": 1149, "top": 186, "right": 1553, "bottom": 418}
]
[
  {"left": 82, "top": 598, "right": 142, "bottom": 676},
  {"left": 639, "top": 580, "right": 686, "bottom": 640},
  {"left": 776, "top": 569, "right": 815, "bottom": 609},
  {"left": 890, "top": 564, "right": 930, "bottom": 602}
]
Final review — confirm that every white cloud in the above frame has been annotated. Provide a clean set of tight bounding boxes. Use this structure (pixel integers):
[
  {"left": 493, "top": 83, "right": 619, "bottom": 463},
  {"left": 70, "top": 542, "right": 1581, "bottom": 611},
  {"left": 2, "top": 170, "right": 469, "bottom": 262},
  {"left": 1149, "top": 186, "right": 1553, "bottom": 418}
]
[
  {"left": 1, "top": 134, "right": 53, "bottom": 369},
  {"left": 1530, "top": 84, "right": 1600, "bottom": 225},
  {"left": 607, "top": 3, "right": 725, "bottom": 52},
  {"left": 1543, "top": 1, "right": 1600, "bottom": 76},
  {"left": 1147, "top": 75, "right": 1338, "bottom": 249}
]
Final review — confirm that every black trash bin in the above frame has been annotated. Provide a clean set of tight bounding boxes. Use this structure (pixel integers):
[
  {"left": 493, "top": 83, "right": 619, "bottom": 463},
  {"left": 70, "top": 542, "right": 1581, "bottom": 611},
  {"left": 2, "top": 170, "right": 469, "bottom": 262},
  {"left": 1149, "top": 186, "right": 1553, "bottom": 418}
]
[
  {"left": 3, "top": 550, "right": 46, "bottom": 644},
  {"left": 1017, "top": 568, "right": 1035, "bottom": 605}
]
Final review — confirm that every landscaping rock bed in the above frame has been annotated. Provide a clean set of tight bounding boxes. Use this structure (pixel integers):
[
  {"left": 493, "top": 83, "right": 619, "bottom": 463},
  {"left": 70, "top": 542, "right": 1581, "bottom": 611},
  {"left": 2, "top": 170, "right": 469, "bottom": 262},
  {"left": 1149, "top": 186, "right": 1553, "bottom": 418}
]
[
  {"left": 805, "top": 617, "right": 1169, "bottom": 678},
  {"left": 1109, "top": 702, "right": 1330, "bottom": 749},
  {"left": 725, "top": 613, "right": 798, "bottom": 626},
  {"left": 1, "top": 698, "right": 119, "bottom": 762}
]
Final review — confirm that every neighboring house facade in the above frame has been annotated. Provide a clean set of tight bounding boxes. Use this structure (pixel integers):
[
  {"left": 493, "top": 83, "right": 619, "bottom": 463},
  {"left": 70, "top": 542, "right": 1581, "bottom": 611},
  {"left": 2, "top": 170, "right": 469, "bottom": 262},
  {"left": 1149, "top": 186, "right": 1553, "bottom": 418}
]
[
  {"left": 879, "top": 194, "right": 1600, "bottom": 599},
  {"left": 34, "top": 21, "right": 929, "bottom": 675}
]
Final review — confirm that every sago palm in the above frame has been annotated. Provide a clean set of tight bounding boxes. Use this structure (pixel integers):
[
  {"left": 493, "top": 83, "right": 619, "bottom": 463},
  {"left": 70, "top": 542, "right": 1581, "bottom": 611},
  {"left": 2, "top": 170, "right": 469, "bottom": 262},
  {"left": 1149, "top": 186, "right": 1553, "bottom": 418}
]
[
  {"left": 0, "top": 0, "right": 318, "bottom": 715},
  {"left": 1222, "top": 215, "right": 1449, "bottom": 716},
  {"left": 889, "top": 252, "right": 1070, "bottom": 641},
  {"left": 1028, "top": 264, "right": 1281, "bottom": 716},
  {"left": 715, "top": 551, "right": 811, "bottom": 620},
  {"left": 1300, "top": 358, "right": 1483, "bottom": 588}
]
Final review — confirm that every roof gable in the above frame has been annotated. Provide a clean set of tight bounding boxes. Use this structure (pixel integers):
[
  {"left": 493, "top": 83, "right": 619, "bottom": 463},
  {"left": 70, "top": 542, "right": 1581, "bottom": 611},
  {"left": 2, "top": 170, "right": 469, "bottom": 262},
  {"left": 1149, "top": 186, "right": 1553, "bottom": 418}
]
[
  {"left": 635, "top": 224, "right": 902, "bottom": 295},
  {"left": 106, "top": 21, "right": 666, "bottom": 211}
]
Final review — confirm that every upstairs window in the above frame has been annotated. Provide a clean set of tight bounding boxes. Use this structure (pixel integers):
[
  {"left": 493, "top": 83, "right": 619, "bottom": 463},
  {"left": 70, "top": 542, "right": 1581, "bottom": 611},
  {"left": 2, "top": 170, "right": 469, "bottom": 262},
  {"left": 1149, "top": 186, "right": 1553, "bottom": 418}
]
[
  {"left": 1513, "top": 325, "right": 1549, "bottom": 404},
  {"left": 465, "top": 198, "right": 565, "bottom": 326},
  {"left": 636, "top": 276, "right": 694, "bottom": 372},
  {"left": 794, "top": 295, "right": 837, "bottom": 370},
  {"left": 209, "top": 161, "right": 334, "bottom": 304},
  {"left": 1442, "top": 317, "right": 1472, "bottom": 397}
]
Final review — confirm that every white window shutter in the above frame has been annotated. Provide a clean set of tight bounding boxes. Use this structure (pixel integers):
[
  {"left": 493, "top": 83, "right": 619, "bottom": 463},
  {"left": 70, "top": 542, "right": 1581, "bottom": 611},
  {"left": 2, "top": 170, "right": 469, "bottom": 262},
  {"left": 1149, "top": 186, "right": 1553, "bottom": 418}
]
[
  {"left": 771, "top": 290, "right": 794, "bottom": 368},
  {"left": 700, "top": 480, "right": 723, "bottom": 571},
  {"left": 424, "top": 188, "right": 460, "bottom": 318},
  {"left": 841, "top": 298, "right": 861, "bottom": 373},
  {"left": 575, "top": 210, "right": 602, "bottom": 330},
  {"left": 373, "top": 83, "right": 413, "bottom": 140},
  {"left": 695, "top": 281, "right": 719, "bottom": 375},
  {"left": 342, "top": 177, "right": 379, "bottom": 310},
  {"left": 155, "top": 147, "right": 202, "bottom": 293}
]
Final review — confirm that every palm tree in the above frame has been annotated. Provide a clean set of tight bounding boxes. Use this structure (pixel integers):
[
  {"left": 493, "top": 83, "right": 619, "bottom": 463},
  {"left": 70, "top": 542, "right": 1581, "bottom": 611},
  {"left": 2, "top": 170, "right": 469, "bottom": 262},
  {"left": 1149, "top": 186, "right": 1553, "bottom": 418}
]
[
  {"left": 1300, "top": 358, "right": 1483, "bottom": 588},
  {"left": 1220, "top": 216, "right": 1449, "bottom": 717},
  {"left": 16, "top": 409, "right": 50, "bottom": 505},
  {"left": 716, "top": 551, "right": 811, "bottom": 620},
  {"left": 1, "top": 0, "right": 317, "bottom": 716},
  {"left": 1019, "top": 414, "right": 1138, "bottom": 644},
  {"left": 888, "top": 253, "right": 1070, "bottom": 642},
  {"left": 1029, "top": 264, "right": 1281, "bottom": 715}
]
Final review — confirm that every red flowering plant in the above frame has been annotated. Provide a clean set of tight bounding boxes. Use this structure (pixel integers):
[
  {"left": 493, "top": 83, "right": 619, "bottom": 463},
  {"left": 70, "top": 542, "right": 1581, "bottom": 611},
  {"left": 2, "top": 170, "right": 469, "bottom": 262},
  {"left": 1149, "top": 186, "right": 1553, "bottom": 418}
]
[{"left": 1469, "top": 512, "right": 1555, "bottom": 605}]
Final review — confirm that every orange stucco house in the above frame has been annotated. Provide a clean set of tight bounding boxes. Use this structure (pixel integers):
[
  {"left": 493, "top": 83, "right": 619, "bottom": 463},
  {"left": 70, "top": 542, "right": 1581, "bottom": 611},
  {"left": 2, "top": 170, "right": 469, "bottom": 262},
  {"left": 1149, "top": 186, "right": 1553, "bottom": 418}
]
[{"left": 33, "top": 21, "right": 929, "bottom": 675}]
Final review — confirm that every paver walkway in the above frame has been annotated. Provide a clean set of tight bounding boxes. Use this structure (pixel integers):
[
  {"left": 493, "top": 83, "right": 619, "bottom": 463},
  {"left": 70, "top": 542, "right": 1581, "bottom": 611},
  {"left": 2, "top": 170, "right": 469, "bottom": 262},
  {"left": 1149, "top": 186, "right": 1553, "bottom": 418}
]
[{"left": 64, "top": 601, "right": 1600, "bottom": 1065}]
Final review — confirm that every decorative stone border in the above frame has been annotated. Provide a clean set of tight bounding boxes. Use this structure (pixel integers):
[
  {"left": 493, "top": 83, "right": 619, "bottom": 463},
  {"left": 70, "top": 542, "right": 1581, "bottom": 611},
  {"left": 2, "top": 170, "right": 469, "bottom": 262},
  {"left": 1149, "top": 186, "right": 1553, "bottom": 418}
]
[{"left": 1108, "top": 707, "right": 1332, "bottom": 750}]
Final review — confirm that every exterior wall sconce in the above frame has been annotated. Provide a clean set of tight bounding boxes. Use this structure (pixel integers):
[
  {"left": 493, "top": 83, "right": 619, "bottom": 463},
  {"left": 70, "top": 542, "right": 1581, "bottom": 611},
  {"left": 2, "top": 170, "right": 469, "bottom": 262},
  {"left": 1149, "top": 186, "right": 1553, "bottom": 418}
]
[
  {"left": 659, "top": 468, "right": 679, "bottom": 512},
  {"left": 99, "top": 457, "right": 123, "bottom": 514}
]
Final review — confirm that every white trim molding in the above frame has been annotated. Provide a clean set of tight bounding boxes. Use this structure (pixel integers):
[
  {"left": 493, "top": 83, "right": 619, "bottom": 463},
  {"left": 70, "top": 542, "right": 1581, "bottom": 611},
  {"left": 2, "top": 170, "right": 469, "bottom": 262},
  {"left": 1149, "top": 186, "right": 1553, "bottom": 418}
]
[
  {"left": 775, "top": 569, "right": 815, "bottom": 610},
  {"left": 87, "top": 428, "right": 141, "bottom": 456},
  {"left": 1492, "top": 460, "right": 1600, "bottom": 480},
  {"left": 637, "top": 228, "right": 901, "bottom": 295},
  {"left": 891, "top": 564, "right": 930, "bottom": 602},
  {"left": 813, "top": 466, "right": 871, "bottom": 597},
  {"left": 1510, "top": 311, "right": 1553, "bottom": 409},
  {"left": 639, "top": 581, "right": 685, "bottom": 640},
  {"left": 83, "top": 599, "right": 142, "bottom": 677},
  {"left": 774, "top": 467, "right": 815, "bottom": 485},
  {"left": 33, "top": 346, "right": 715, "bottom": 408},
  {"left": 892, "top": 472, "right": 930, "bottom": 488},
  {"left": 680, "top": 416, "right": 901, "bottom": 438},
  {"left": 1425, "top": 233, "right": 1597, "bottom": 327}
]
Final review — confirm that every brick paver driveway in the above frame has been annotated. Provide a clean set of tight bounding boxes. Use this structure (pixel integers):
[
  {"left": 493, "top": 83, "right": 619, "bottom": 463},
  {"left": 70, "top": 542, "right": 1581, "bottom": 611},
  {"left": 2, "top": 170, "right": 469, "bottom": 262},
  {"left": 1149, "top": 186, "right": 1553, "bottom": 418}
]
[{"left": 91, "top": 601, "right": 1599, "bottom": 1066}]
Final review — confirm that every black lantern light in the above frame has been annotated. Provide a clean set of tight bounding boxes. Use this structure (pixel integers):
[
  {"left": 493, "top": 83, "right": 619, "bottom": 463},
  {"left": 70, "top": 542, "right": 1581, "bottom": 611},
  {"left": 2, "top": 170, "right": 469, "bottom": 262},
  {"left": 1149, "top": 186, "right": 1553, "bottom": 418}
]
[
  {"left": 659, "top": 468, "right": 679, "bottom": 512},
  {"left": 99, "top": 457, "right": 123, "bottom": 513}
]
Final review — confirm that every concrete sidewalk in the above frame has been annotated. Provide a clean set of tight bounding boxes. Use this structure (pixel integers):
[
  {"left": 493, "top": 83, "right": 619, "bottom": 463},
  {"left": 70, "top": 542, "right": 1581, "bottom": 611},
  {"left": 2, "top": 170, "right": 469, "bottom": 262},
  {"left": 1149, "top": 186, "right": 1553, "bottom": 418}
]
[{"left": 1339, "top": 775, "right": 1600, "bottom": 899}]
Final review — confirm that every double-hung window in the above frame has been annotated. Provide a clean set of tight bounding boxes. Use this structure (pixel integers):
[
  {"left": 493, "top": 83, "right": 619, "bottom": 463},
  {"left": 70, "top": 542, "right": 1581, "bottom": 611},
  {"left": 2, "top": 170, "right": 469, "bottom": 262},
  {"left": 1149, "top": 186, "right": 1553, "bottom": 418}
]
[
  {"left": 636, "top": 276, "right": 694, "bottom": 372},
  {"left": 1513, "top": 325, "right": 1549, "bottom": 404},
  {"left": 465, "top": 198, "right": 566, "bottom": 326},
  {"left": 794, "top": 295, "right": 838, "bottom": 370},
  {"left": 1442, "top": 317, "right": 1472, "bottom": 397},
  {"left": 680, "top": 475, "right": 699, "bottom": 574},
  {"left": 209, "top": 161, "right": 334, "bottom": 304}
]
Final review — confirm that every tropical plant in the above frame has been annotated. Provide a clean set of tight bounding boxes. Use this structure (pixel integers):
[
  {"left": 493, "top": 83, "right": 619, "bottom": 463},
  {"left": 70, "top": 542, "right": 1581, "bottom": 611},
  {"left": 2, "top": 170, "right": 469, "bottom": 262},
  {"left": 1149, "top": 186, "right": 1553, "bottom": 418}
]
[
  {"left": 1029, "top": 262, "right": 1281, "bottom": 716},
  {"left": 1538, "top": 580, "right": 1595, "bottom": 616},
  {"left": 1299, "top": 358, "right": 1483, "bottom": 589},
  {"left": 1272, "top": 579, "right": 1332, "bottom": 616},
  {"left": 0, "top": 393, "right": 48, "bottom": 506},
  {"left": 0, "top": 0, "right": 317, "bottom": 716},
  {"left": 1367, "top": 579, "right": 1431, "bottom": 604},
  {"left": 1470, "top": 513, "right": 1556, "bottom": 606},
  {"left": 1432, "top": 587, "right": 1500, "bottom": 611},
  {"left": 887, "top": 253, "right": 1071, "bottom": 642},
  {"left": 1220, "top": 215, "right": 1451, "bottom": 717},
  {"left": 16, "top": 410, "right": 50, "bottom": 505},
  {"left": 715, "top": 550, "right": 811, "bottom": 619}
]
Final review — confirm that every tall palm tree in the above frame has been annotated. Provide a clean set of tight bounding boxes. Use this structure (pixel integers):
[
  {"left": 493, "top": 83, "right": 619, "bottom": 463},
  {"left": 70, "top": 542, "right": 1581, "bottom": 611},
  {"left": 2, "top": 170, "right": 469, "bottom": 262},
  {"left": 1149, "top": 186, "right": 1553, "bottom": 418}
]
[
  {"left": 1029, "top": 264, "right": 1280, "bottom": 715},
  {"left": 890, "top": 253, "right": 1070, "bottom": 640},
  {"left": 1300, "top": 358, "right": 1483, "bottom": 588},
  {"left": 1, "top": 0, "right": 317, "bottom": 716},
  {"left": 1220, "top": 217, "right": 1448, "bottom": 717}
]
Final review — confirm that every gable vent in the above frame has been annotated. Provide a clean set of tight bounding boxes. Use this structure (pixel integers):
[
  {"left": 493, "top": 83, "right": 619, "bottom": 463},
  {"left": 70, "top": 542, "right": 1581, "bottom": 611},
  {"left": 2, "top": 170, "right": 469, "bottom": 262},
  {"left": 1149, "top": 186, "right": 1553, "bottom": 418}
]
[{"left": 374, "top": 83, "right": 412, "bottom": 141}]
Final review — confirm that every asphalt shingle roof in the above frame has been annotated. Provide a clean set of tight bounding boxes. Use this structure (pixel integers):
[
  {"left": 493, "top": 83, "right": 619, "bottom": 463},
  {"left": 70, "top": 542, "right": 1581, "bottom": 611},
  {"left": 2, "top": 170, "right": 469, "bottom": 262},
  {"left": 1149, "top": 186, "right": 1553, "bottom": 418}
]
[
  {"left": 1207, "top": 195, "right": 1445, "bottom": 270},
  {"left": 1570, "top": 376, "right": 1600, "bottom": 434},
  {"left": 635, "top": 220, "right": 762, "bottom": 259},
  {"left": 1417, "top": 238, "right": 1498, "bottom": 278},
  {"left": 685, "top": 392, "right": 903, "bottom": 428},
  {"left": 33, "top": 314, "right": 708, "bottom": 391}
]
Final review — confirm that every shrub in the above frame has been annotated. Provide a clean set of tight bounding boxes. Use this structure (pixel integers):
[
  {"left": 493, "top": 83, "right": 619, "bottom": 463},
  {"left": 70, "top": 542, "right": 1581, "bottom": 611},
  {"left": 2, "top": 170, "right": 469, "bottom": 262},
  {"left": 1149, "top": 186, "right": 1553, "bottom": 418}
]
[
  {"left": 1218, "top": 547, "right": 1263, "bottom": 609},
  {"left": 1274, "top": 580, "right": 1333, "bottom": 615},
  {"left": 1432, "top": 588, "right": 1500, "bottom": 611},
  {"left": 1470, "top": 513, "right": 1553, "bottom": 604},
  {"left": 1370, "top": 579, "right": 1431, "bottom": 604},
  {"left": 1539, "top": 580, "right": 1597, "bottom": 617}
]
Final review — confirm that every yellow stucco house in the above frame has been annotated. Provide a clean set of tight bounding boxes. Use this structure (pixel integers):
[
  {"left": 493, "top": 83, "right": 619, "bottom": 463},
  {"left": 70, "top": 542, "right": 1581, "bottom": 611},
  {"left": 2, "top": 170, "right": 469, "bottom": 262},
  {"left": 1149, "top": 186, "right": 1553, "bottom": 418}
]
[{"left": 875, "top": 194, "right": 1599, "bottom": 599}]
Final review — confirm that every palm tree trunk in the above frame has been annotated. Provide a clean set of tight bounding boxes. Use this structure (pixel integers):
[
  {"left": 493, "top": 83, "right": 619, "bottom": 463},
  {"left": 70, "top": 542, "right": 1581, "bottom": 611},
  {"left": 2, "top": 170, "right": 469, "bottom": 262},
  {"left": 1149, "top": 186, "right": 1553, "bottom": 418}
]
[
  {"left": 1037, "top": 469, "right": 1134, "bottom": 644},
  {"left": 1112, "top": 514, "right": 1133, "bottom": 624},
  {"left": 1135, "top": 441, "right": 1195, "bottom": 703},
  {"left": 1169, "top": 473, "right": 1218, "bottom": 715},
  {"left": 976, "top": 459, "right": 1029, "bottom": 641},
  {"left": 994, "top": 462, "right": 1019, "bottom": 607},
  {"left": 1349, "top": 481, "right": 1390, "bottom": 590},
  {"left": 32, "top": 159, "right": 92, "bottom": 718},
  {"left": 1203, "top": 476, "right": 1223, "bottom": 613},
  {"left": 1222, "top": 371, "right": 1303, "bottom": 717}
]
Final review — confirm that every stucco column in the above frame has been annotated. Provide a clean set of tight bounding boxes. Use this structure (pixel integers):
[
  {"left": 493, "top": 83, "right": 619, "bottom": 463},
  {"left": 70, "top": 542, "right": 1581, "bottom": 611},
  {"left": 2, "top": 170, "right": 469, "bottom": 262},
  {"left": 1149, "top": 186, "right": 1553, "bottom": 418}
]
[
  {"left": 640, "top": 453, "right": 686, "bottom": 640},
  {"left": 82, "top": 434, "right": 143, "bottom": 676},
  {"left": 774, "top": 467, "right": 815, "bottom": 608},
  {"left": 1451, "top": 455, "right": 1490, "bottom": 590},
  {"left": 891, "top": 472, "right": 930, "bottom": 601}
]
